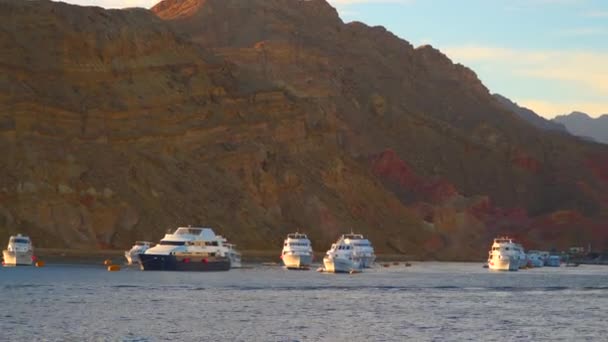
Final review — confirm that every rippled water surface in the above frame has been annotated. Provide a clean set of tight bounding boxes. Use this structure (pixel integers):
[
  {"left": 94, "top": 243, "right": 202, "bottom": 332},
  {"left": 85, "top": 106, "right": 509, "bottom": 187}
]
[{"left": 1, "top": 262, "right": 607, "bottom": 341}]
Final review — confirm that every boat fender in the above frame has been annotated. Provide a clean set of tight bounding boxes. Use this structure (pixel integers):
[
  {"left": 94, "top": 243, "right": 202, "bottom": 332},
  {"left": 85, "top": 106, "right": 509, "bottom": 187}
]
[
  {"left": 35, "top": 260, "right": 45, "bottom": 267},
  {"left": 107, "top": 265, "right": 121, "bottom": 272}
]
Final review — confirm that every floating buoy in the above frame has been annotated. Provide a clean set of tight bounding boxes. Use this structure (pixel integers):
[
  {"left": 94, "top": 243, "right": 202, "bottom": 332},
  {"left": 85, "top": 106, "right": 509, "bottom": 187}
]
[
  {"left": 35, "top": 260, "right": 45, "bottom": 267},
  {"left": 103, "top": 259, "right": 113, "bottom": 266},
  {"left": 107, "top": 265, "right": 121, "bottom": 272}
]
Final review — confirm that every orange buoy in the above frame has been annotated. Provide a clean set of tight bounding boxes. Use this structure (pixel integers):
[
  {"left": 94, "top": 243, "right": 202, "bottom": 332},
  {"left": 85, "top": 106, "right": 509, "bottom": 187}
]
[
  {"left": 107, "top": 265, "right": 121, "bottom": 272},
  {"left": 103, "top": 259, "right": 113, "bottom": 266},
  {"left": 35, "top": 260, "right": 45, "bottom": 267}
]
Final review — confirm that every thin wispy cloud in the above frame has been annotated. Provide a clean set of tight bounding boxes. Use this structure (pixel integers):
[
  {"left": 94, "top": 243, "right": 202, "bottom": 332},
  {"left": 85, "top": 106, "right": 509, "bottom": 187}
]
[
  {"left": 559, "top": 27, "right": 608, "bottom": 36},
  {"left": 585, "top": 10, "right": 608, "bottom": 17},
  {"left": 445, "top": 45, "right": 608, "bottom": 117},
  {"left": 329, "top": 0, "right": 414, "bottom": 4}
]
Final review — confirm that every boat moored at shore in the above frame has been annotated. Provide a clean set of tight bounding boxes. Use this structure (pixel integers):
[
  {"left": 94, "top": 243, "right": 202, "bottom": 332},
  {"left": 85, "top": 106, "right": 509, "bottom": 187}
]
[
  {"left": 124, "top": 241, "right": 153, "bottom": 265},
  {"left": 487, "top": 237, "right": 520, "bottom": 271},
  {"left": 322, "top": 236, "right": 362, "bottom": 273},
  {"left": 281, "top": 232, "right": 313, "bottom": 270},
  {"left": 2, "top": 234, "right": 35, "bottom": 266},
  {"left": 342, "top": 233, "right": 375, "bottom": 268},
  {"left": 139, "top": 226, "right": 239, "bottom": 271}
]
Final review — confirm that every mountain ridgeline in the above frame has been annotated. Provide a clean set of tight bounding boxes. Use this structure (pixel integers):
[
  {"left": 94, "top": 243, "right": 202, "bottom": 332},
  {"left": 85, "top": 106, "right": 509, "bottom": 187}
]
[
  {"left": 553, "top": 112, "right": 608, "bottom": 144},
  {"left": 0, "top": 0, "right": 607, "bottom": 258}
]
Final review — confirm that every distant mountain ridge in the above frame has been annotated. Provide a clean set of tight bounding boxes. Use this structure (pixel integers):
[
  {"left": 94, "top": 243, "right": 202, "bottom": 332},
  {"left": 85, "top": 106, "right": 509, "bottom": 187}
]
[
  {"left": 553, "top": 112, "right": 608, "bottom": 144},
  {"left": 493, "top": 94, "right": 568, "bottom": 133}
]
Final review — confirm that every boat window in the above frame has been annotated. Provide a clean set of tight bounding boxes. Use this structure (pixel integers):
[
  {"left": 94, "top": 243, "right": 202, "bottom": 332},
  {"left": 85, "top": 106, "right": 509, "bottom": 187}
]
[
  {"left": 11, "top": 238, "right": 29, "bottom": 244},
  {"left": 159, "top": 240, "right": 185, "bottom": 246},
  {"left": 505, "top": 247, "right": 510, "bottom": 251},
  {"left": 205, "top": 241, "right": 219, "bottom": 246}
]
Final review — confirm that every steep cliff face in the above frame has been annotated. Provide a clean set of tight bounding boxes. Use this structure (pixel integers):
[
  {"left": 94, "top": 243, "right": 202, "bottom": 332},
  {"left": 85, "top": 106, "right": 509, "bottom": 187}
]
[
  {"left": 1, "top": 0, "right": 606, "bottom": 257},
  {"left": 151, "top": 0, "right": 608, "bottom": 252},
  {"left": 0, "top": 0, "right": 433, "bottom": 255}
]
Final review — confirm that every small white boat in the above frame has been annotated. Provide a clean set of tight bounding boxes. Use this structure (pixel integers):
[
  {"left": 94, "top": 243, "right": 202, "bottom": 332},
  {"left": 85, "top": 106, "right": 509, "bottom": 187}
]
[
  {"left": 487, "top": 237, "right": 520, "bottom": 271},
  {"left": 527, "top": 252, "right": 544, "bottom": 268},
  {"left": 2, "top": 234, "right": 35, "bottom": 266},
  {"left": 281, "top": 232, "right": 313, "bottom": 270},
  {"left": 342, "top": 233, "right": 376, "bottom": 268},
  {"left": 545, "top": 255, "right": 561, "bottom": 267},
  {"left": 124, "top": 241, "right": 153, "bottom": 265},
  {"left": 323, "top": 236, "right": 362, "bottom": 273},
  {"left": 514, "top": 243, "right": 527, "bottom": 269}
]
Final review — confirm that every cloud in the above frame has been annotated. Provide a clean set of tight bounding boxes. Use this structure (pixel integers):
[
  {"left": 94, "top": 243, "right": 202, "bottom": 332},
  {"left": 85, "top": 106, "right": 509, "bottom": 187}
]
[
  {"left": 585, "top": 10, "right": 608, "bottom": 17},
  {"left": 559, "top": 27, "right": 608, "bottom": 36},
  {"left": 444, "top": 45, "right": 608, "bottom": 117},
  {"left": 518, "top": 99, "right": 608, "bottom": 117},
  {"left": 445, "top": 45, "right": 608, "bottom": 95},
  {"left": 329, "top": 0, "right": 414, "bottom": 4}
]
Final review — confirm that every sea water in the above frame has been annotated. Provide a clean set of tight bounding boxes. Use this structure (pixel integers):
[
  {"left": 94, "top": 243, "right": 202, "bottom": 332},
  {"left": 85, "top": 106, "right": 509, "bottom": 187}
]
[{"left": 1, "top": 262, "right": 606, "bottom": 341}]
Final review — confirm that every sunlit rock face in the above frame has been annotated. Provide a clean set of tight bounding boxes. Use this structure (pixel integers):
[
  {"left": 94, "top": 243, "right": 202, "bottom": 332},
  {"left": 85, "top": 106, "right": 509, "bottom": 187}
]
[{"left": 0, "top": 0, "right": 606, "bottom": 257}]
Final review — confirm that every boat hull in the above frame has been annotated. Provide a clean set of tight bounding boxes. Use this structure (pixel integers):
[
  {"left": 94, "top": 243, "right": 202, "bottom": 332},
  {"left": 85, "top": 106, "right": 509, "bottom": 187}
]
[
  {"left": 323, "top": 257, "right": 359, "bottom": 273},
  {"left": 358, "top": 255, "right": 376, "bottom": 268},
  {"left": 283, "top": 254, "right": 312, "bottom": 270},
  {"left": 2, "top": 250, "right": 33, "bottom": 266},
  {"left": 125, "top": 251, "right": 139, "bottom": 265},
  {"left": 139, "top": 254, "right": 230, "bottom": 271},
  {"left": 488, "top": 257, "right": 519, "bottom": 271}
]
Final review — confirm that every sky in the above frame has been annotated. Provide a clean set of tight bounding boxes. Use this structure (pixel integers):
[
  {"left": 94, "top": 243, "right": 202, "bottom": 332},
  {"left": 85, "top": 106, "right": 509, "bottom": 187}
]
[{"left": 61, "top": 0, "right": 608, "bottom": 118}]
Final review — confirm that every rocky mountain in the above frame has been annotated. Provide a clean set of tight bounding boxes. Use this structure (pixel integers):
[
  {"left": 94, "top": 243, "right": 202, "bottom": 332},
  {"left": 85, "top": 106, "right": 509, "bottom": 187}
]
[
  {"left": 553, "top": 112, "right": 608, "bottom": 144},
  {"left": 1, "top": 0, "right": 607, "bottom": 258},
  {"left": 493, "top": 94, "right": 568, "bottom": 133}
]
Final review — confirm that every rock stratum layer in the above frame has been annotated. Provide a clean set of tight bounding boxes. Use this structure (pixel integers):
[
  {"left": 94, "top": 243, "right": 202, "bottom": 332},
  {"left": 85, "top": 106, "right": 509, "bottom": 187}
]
[{"left": 1, "top": 0, "right": 607, "bottom": 258}]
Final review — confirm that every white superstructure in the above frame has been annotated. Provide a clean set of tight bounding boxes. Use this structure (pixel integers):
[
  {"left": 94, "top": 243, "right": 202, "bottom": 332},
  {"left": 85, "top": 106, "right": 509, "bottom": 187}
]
[
  {"left": 2, "top": 234, "right": 34, "bottom": 266},
  {"left": 143, "top": 226, "right": 242, "bottom": 268},
  {"left": 281, "top": 232, "right": 313, "bottom": 270},
  {"left": 124, "top": 241, "right": 153, "bottom": 265},
  {"left": 527, "top": 252, "right": 544, "bottom": 268},
  {"left": 513, "top": 243, "right": 527, "bottom": 269},
  {"left": 342, "top": 233, "right": 376, "bottom": 268},
  {"left": 487, "top": 237, "right": 521, "bottom": 271},
  {"left": 323, "top": 236, "right": 362, "bottom": 273}
]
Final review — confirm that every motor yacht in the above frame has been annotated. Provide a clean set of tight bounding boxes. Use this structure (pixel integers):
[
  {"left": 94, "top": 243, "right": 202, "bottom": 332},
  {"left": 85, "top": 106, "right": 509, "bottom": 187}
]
[
  {"left": 513, "top": 243, "right": 527, "bottom": 269},
  {"left": 139, "top": 226, "right": 240, "bottom": 271},
  {"left": 124, "top": 241, "right": 153, "bottom": 265},
  {"left": 487, "top": 237, "right": 521, "bottom": 271},
  {"left": 545, "top": 255, "right": 561, "bottom": 267},
  {"left": 2, "top": 234, "right": 34, "bottom": 266},
  {"left": 527, "top": 252, "right": 544, "bottom": 268},
  {"left": 281, "top": 232, "right": 313, "bottom": 270},
  {"left": 323, "top": 236, "right": 362, "bottom": 273},
  {"left": 342, "top": 233, "right": 376, "bottom": 268}
]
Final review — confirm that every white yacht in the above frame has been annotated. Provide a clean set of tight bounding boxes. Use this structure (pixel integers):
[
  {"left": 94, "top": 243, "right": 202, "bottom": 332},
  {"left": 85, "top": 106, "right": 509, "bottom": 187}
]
[
  {"left": 342, "top": 233, "right": 376, "bottom": 268},
  {"left": 281, "top": 232, "right": 313, "bottom": 270},
  {"left": 527, "top": 252, "right": 544, "bottom": 268},
  {"left": 545, "top": 255, "right": 561, "bottom": 267},
  {"left": 2, "top": 234, "right": 34, "bottom": 266},
  {"left": 513, "top": 243, "right": 527, "bottom": 269},
  {"left": 487, "top": 237, "right": 521, "bottom": 271},
  {"left": 139, "top": 226, "right": 241, "bottom": 271},
  {"left": 323, "top": 236, "right": 362, "bottom": 273},
  {"left": 124, "top": 241, "right": 154, "bottom": 265}
]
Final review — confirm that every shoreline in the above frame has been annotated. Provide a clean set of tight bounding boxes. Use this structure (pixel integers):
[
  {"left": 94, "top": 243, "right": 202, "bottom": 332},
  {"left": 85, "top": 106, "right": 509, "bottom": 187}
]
[{"left": 32, "top": 248, "right": 482, "bottom": 264}]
